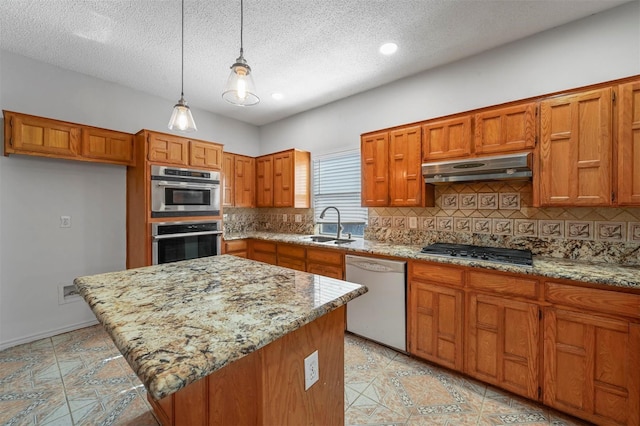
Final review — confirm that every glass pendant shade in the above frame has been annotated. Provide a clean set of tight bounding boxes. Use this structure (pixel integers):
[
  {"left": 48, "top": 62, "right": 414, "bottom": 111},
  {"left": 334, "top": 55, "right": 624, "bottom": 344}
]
[
  {"left": 222, "top": 52, "right": 259, "bottom": 106},
  {"left": 168, "top": 95, "right": 197, "bottom": 132}
]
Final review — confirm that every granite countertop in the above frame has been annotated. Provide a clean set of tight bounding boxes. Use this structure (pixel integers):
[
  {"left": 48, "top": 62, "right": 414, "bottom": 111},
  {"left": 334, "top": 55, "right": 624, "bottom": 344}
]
[
  {"left": 225, "top": 232, "right": 640, "bottom": 290},
  {"left": 74, "top": 255, "right": 367, "bottom": 400}
]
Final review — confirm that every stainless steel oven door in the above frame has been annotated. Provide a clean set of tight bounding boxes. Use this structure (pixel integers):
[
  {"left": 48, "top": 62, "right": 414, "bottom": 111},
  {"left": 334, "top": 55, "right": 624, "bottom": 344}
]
[
  {"left": 151, "top": 180, "right": 220, "bottom": 218},
  {"left": 152, "top": 229, "right": 222, "bottom": 265}
]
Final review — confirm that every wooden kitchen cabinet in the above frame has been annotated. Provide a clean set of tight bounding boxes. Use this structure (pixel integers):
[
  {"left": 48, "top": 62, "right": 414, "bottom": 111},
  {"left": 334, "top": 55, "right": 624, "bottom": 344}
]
[
  {"left": 466, "top": 292, "right": 540, "bottom": 400},
  {"left": 618, "top": 80, "right": 640, "bottom": 205},
  {"left": 361, "top": 131, "right": 389, "bottom": 206},
  {"left": 543, "top": 281, "right": 640, "bottom": 426},
  {"left": 249, "top": 240, "right": 277, "bottom": 265},
  {"left": 81, "top": 127, "right": 134, "bottom": 166},
  {"left": 255, "top": 149, "right": 310, "bottom": 208},
  {"left": 306, "top": 247, "right": 344, "bottom": 279},
  {"left": 474, "top": 102, "right": 536, "bottom": 154},
  {"left": 3, "top": 110, "right": 80, "bottom": 159},
  {"left": 223, "top": 153, "right": 255, "bottom": 207},
  {"left": 421, "top": 115, "right": 473, "bottom": 160},
  {"left": 190, "top": 140, "right": 222, "bottom": 169},
  {"left": 539, "top": 88, "right": 613, "bottom": 206},
  {"left": 408, "top": 261, "right": 464, "bottom": 371},
  {"left": 3, "top": 110, "right": 136, "bottom": 166},
  {"left": 389, "top": 125, "right": 423, "bottom": 206},
  {"left": 145, "top": 130, "right": 223, "bottom": 169},
  {"left": 277, "top": 243, "right": 306, "bottom": 272},
  {"left": 222, "top": 153, "right": 235, "bottom": 207},
  {"left": 223, "top": 239, "right": 248, "bottom": 258},
  {"left": 256, "top": 155, "right": 274, "bottom": 207}
]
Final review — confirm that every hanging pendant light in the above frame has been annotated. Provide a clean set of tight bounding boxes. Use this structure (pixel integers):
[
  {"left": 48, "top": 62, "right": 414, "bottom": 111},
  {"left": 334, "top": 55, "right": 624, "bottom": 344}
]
[
  {"left": 168, "top": 0, "right": 197, "bottom": 132},
  {"left": 222, "top": 0, "right": 259, "bottom": 106}
]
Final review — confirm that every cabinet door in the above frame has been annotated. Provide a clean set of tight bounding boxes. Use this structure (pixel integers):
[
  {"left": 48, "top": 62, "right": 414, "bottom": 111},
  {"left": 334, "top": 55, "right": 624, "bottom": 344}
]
[
  {"left": 81, "top": 128, "right": 134, "bottom": 165},
  {"left": 544, "top": 309, "right": 640, "bottom": 426},
  {"left": 256, "top": 155, "right": 274, "bottom": 207},
  {"left": 408, "top": 281, "right": 463, "bottom": 371},
  {"left": 389, "top": 126, "right": 422, "bottom": 206},
  {"left": 190, "top": 141, "right": 222, "bottom": 169},
  {"left": 6, "top": 112, "right": 80, "bottom": 158},
  {"left": 618, "top": 81, "right": 640, "bottom": 205},
  {"left": 273, "top": 151, "right": 293, "bottom": 207},
  {"left": 539, "top": 88, "right": 612, "bottom": 206},
  {"left": 147, "top": 132, "right": 189, "bottom": 165},
  {"left": 235, "top": 155, "right": 255, "bottom": 208},
  {"left": 222, "top": 153, "right": 235, "bottom": 207},
  {"left": 422, "top": 116, "right": 472, "bottom": 160},
  {"left": 474, "top": 103, "right": 536, "bottom": 154},
  {"left": 361, "top": 132, "right": 389, "bottom": 206},
  {"left": 466, "top": 293, "right": 540, "bottom": 400}
]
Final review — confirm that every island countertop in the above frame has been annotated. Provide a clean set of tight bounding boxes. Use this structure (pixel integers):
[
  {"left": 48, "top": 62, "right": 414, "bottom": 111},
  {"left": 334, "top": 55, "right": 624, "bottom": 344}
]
[{"left": 73, "top": 255, "right": 367, "bottom": 400}]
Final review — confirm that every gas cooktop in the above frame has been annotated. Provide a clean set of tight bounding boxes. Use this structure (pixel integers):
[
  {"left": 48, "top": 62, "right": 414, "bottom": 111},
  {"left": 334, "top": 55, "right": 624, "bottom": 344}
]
[{"left": 420, "top": 243, "right": 533, "bottom": 267}]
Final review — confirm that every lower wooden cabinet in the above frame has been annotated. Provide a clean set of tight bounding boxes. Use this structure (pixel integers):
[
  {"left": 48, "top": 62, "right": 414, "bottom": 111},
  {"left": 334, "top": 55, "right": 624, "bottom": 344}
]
[
  {"left": 408, "top": 261, "right": 464, "bottom": 371},
  {"left": 223, "top": 239, "right": 248, "bottom": 258},
  {"left": 306, "top": 248, "right": 344, "bottom": 279},
  {"left": 544, "top": 308, "right": 640, "bottom": 426},
  {"left": 466, "top": 293, "right": 540, "bottom": 400},
  {"left": 277, "top": 244, "right": 306, "bottom": 271},
  {"left": 249, "top": 240, "right": 277, "bottom": 265}
]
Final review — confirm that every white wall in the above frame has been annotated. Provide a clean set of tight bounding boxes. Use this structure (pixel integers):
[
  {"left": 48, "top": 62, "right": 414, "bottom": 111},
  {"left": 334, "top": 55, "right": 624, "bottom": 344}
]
[
  {"left": 259, "top": 1, "right": 640, "bottom": 156},
  {"left": 0, "top": 51, "right": 260, "bottom": 349}
]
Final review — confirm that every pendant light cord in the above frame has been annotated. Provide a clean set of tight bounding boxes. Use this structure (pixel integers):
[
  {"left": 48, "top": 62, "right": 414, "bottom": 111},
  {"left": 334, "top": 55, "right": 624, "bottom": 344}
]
[
  {"left": 180, "top": 0, "right": 185, "bottom": 97},
  {"left": 240, "top": 0, "right": 244, "bottom": 55}
]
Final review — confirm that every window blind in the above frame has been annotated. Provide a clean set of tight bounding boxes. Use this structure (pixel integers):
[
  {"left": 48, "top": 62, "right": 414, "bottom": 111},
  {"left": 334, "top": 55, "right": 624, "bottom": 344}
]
[{"left": 313, "top": 150, "right": 368, "bottom": 225}]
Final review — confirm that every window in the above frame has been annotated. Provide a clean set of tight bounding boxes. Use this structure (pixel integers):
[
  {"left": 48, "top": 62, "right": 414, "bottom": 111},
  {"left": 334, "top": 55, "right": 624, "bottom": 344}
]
[{"left": 313, "top": 150, "right": 368, "bottom": 237}]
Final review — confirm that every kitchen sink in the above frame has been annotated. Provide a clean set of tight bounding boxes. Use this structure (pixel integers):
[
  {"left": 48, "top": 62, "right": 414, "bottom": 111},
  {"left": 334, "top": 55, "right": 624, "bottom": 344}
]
[
  {"left": 332, "top": 239, "right": 356, "bottom": 245},
  {"left": 306, "top": 235, "right": 337, "bottom": 243}
]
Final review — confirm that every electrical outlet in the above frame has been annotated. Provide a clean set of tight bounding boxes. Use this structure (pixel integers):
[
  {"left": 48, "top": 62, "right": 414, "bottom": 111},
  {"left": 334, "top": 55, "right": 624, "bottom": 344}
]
[
  {"left": 304, "top": 350, "right": 319, "bottom": 390},
  {"left": 282, "top": 214, "right": 287, "bottom": 222},
  {"left": 295, "top": 214, "right": 302, "bottom": 223},
  {"left": 60, "top": 216, "right": 71, "bottom": 228}
]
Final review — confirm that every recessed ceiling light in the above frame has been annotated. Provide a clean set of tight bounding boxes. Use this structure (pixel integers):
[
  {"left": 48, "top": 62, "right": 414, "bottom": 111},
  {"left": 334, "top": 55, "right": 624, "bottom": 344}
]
[
  {"left": 379, "top": 42, "right": 398, "bottom": 55},
  {"left": 272, "top": 93, "right": 284, "bottom": 100}
]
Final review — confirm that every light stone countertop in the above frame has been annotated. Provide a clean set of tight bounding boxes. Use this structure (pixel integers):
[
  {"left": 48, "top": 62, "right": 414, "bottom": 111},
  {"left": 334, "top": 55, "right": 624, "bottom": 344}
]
[
  {"left": 74, "top": 255, "right": 367, "bottom": 400},
  {"left": 225, "top": 232, "right": 640, "bottom": 290}
]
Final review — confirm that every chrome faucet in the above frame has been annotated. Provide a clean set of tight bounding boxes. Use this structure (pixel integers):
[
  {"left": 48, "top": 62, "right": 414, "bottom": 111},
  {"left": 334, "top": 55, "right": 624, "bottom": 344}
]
[{"left": 319, "top": 206, "right": 342, "bottom": 239}]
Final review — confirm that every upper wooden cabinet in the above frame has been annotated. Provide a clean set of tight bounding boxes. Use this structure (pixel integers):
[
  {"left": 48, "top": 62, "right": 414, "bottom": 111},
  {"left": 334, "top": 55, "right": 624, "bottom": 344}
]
[
  {"left": 81, "top": 127, "right": 134, "bottom": 166},
  {"left": 389, "top": 126, "right": 423, "bottom": 206},
  {"left": 474, "top": 102, "right": 536, "bottom": 154},
  {"left": 3, "top": 110, "right": 134, "bottom": 166},
  {"left": 422, "top": 116, "right": 472, "bottom": 160},
  {"left": 255, "top": 149, "right": 310, "bottom": 208},
  {"left": 145, "top": 130, "right": 223, "bottom": 170},
  {"left": 223, "top": 153, "right": 255, "bottom": 208},
  {"left": 618, "top": 81, "right": 640, "bottom": 205},
  {"left": 361, "top": 131, "right": 389, "bottom": 206},
  {"left": 539, "top": 88, "right": 613, "bottom": 206}
]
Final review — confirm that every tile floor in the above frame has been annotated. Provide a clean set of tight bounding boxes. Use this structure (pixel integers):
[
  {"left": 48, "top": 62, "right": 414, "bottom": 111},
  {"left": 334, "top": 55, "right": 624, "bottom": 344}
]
[{"left": 0, "top": 325, "right": 590, "bottom": 426}]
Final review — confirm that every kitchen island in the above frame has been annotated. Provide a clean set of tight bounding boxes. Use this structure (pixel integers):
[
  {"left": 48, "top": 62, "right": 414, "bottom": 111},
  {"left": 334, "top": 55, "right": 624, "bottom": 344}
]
[{"left": 74, "top": 255, "right": 367, "bottom": 426}]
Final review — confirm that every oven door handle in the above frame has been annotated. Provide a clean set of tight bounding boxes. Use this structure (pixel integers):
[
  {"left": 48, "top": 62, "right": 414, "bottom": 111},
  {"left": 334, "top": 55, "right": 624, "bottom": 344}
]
[
  {"left": 153, "top": 230, "right": 223, "bottom": 241},
  {"left": 154, "top": 181, "right": 220, "bottom": 189}
]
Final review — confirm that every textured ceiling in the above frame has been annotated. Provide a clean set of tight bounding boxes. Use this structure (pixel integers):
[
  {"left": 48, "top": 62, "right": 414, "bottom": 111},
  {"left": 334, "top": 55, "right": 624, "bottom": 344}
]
[{"left": 0, "top": 0, "right": 631, "bottom": 126}]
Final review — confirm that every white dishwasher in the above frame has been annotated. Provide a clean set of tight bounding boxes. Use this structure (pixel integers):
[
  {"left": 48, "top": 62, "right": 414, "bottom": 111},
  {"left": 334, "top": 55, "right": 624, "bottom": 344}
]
[{"left": 345, "top": 255, "right": 407, "bottom": 351}]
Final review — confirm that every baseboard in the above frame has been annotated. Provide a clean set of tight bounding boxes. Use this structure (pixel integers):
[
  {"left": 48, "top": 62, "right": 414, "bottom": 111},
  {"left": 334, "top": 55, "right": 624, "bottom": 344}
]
[{"left": 0, "top": 319, "right": 100, "bottom": 351}]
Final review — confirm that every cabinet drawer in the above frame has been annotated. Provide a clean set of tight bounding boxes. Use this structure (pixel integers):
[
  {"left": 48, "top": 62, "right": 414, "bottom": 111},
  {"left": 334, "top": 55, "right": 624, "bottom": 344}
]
[
  {"left": 252, "top": 240, "right": 277, "bottom": 253},
  {"left": 306, "top": 248, "right": 343, "bottom": 266},
  {"left": 307, "top": 262, "right": 343, "bottom": 280},
  {"left": 278, "top": 258, "right": 306, "bottom": 272},
  {"left": 545, "top": 282, "right": 640, "bottom": 319},
  {"left": 467, "top": 270, "right": 538, "bottom": 299},
  {"left": 252, "top": 251, "right": 277, "bottom": 265},
  {"left": 410, "top": 261, "right": 464, "bottom": 287},
  {"left": 224, "top": 240, "right": 247, "bottom": 253},
  {"left": 278, "top": 244, "right": 305, "bottom": 259}
]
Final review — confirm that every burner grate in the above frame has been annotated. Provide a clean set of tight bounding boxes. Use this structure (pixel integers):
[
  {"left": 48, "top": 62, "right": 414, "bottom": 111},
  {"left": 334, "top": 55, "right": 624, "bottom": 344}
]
[{"left": 420, "top": 243, "right": 533, "bottom": 266}]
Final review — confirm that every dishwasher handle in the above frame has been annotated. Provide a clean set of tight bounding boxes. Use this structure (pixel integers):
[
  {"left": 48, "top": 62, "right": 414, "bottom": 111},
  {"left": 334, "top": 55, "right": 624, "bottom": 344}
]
[{"left": 345, "top": 255, "right": 405, "bottom": 274}]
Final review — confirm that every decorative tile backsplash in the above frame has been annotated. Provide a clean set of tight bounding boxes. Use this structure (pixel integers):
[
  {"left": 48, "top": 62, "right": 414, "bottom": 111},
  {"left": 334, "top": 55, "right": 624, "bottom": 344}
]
[{"left": 364, "top": 182, "right": 640, "bottom": 265}]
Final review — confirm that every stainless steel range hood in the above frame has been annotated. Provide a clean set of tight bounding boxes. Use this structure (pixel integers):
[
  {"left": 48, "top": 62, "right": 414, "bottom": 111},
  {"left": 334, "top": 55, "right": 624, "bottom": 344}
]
[{"left": 422, "top": 152, "right": 533, "bottom": 184}]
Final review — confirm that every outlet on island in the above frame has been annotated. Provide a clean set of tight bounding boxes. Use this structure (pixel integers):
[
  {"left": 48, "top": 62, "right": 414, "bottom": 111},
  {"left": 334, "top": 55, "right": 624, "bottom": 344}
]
[{"left": 304, "top": 350, "right": 319, "bottom": 390}]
